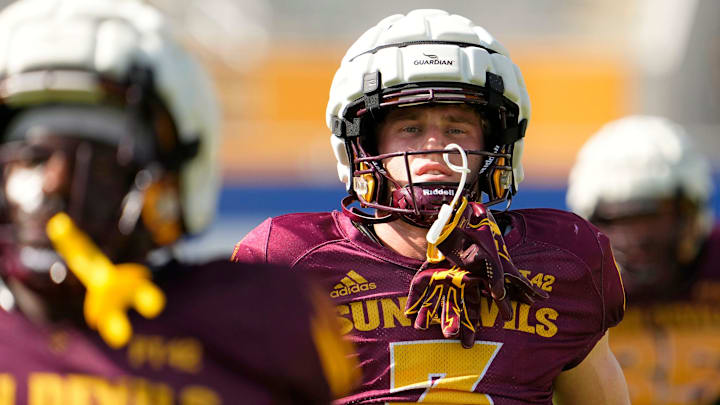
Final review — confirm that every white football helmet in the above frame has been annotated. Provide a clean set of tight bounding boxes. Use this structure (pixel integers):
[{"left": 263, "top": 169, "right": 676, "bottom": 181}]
[
  {"left": 326, "top": 9, "right": 530, "bottom": 225},
  {"left": 0, "top": 0, "right": 220, "bottom": 237},
  {"left": 567, "top": 115, "right": 714, "bottom": 234}
]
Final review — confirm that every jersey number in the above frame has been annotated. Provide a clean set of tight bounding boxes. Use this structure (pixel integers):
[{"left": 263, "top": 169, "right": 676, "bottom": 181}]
[{"left": 390, "top": 340, "right": 502, "bottom": 404}]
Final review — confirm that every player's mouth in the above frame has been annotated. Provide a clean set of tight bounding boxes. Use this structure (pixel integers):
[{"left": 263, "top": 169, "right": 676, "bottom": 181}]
[
  {"left": 414, "top": 162, "right": 455, "bottom": 181},
  {"left": 415, "top": 162, "right": 452, "bottom": 176}
]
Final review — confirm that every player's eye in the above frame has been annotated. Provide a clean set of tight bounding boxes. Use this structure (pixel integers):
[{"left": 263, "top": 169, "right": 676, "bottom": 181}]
[
  {"left": 447, "top": 128, "right": 467, "bottom": 135},
  {"left": 400, "top": 126, "right": 421, "bottom": 134}
]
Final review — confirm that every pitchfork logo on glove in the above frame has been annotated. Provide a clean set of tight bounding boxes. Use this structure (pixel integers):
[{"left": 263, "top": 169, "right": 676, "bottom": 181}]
[
  {"left": 469, "top": 216, "right": 510, "bottom": 261},
  {"left": 405, "top": 201, "right": 549, "bottom": 348},
  {"left": 405, "top": 265, "right": 482, "bottom": 348}
]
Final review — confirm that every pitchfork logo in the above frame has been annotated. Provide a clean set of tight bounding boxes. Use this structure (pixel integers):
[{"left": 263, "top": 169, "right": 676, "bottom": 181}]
[{"left": 414, "top": 52, "right": 454, "bottom": 66}]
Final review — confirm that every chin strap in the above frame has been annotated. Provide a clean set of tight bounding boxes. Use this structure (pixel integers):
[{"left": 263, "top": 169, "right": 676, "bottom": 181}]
[
  {"left": 340, "top": 195, "right": 397, "bottom": 224},
  {"left": 46, "top": 212, "right": 165, "bottom": 348}
]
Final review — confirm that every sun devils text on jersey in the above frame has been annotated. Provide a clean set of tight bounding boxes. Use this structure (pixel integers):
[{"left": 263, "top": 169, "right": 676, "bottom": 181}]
[{"left": 231, "top": 208, "right": 625, "bottom": 404}]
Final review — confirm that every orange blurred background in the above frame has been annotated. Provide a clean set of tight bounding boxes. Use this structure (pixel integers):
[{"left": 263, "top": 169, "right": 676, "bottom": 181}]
[{"left": 210, "top": 42, "right": 632, "bottom": 184}]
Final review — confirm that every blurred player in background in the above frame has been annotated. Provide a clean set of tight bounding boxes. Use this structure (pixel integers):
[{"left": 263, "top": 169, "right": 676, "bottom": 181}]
[
  {"left": 0, "top": 0, "right": 357, "bottom": 403},
  {"left": 232, "top": 9, "right": 629, "bottom": 404},
  {"left": 567, "top": 115, "right": 720, "bottom": 404}
]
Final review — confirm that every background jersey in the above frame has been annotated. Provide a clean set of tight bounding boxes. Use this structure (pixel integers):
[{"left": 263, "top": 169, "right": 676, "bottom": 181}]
[
  {"left": 0, "top": 260, "right": 356, "bottom": 405},
  {"left": 610, "top": 224, "right": 720, "bottom": 405},
  {"left": 232, "top": 208, "right": 626, "bottom": 404}
]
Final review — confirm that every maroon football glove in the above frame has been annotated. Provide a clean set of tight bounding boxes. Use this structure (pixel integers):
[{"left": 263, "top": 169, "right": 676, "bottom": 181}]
[
  {"left": 405, "top": 202, "right": 548, "bottom": 348},
  {"left": 436, "top": 202, "right": 548, "bottom": 320},
  {"left": 404, "top": 263, "right": 483, "bottom": 348}
]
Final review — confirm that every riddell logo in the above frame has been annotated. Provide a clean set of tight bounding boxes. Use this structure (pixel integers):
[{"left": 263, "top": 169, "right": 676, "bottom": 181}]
[
  {"left": 330, "top": 270, "right": 376, "bottom": 298},
  {"left": 414, "top": 53, "right": 454, "bottom": 66},
  {"left": 479, "top": 144, "right": 501, "bottom": 174},
  {"left": 422, "top": 188, "right": 454, "bottom": 196}
]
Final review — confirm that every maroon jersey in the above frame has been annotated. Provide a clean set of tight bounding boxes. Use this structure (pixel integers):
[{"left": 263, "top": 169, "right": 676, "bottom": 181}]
[
  {"left": 610, "top": 224, "right": 720, "bottom": 405},
  {"left": 0, "top": 260, "right": 356, "bottom": 405},
  {"left": 232, "top": 208, "right": 626, "bottom": 404}
]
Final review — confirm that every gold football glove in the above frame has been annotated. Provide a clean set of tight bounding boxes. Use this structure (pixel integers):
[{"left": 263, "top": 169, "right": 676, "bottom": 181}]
[{"left": 46, "top": 212, "right": 165, "bottom": 348}]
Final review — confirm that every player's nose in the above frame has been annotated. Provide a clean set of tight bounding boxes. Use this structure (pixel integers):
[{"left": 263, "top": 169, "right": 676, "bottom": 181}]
[{"left": 420, "top": 126, "right": 447, "bottom": 150}]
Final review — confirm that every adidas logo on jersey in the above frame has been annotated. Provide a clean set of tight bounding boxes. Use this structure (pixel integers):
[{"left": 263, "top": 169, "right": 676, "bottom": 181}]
[{"left": 330, "top": 270, "right": 376, "bottom": 298}]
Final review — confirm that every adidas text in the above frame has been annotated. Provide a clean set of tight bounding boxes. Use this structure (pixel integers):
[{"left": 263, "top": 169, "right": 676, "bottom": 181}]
[{"left": 331, "top": 282, "right": 377, "bottom": 298}]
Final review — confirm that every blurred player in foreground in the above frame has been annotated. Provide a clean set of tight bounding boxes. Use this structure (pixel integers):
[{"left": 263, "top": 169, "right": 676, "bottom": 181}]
[
  {"left": 232, "top": 8, "right": 629, "bottom": 404},
  {"left": 568, "top": 115, "right": 720, "bottom": 404},
  {"left": 0, "top": 0, "right": 357, "bottom": 403}
]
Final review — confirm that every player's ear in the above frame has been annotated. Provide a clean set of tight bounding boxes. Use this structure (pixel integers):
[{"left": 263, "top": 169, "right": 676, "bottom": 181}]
[{"left": 141, "top": 173, "right": 183, "bottom": 246}]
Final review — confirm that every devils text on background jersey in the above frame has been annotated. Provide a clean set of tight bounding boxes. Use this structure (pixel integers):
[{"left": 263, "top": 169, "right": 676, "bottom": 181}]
[
  {"left": 231, "top": 208, "right": 625, "bottom": 405},
  {"left": 0, "top": 260, "right": 355, "bottom": 405},
  {"left": 610, "top": 225, "right": 720, "bottom": 405}
]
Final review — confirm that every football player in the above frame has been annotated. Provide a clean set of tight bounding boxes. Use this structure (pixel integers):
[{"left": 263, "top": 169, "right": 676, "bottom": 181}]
[
  {"left": 0, "top": 0, "right": 357, "bottom": 403},
  {"left": 567, "top": 115, "right": 720, "bottom": 404},
  {"left": 232, "top": 9, "right": 629, "bottom": 404}
]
